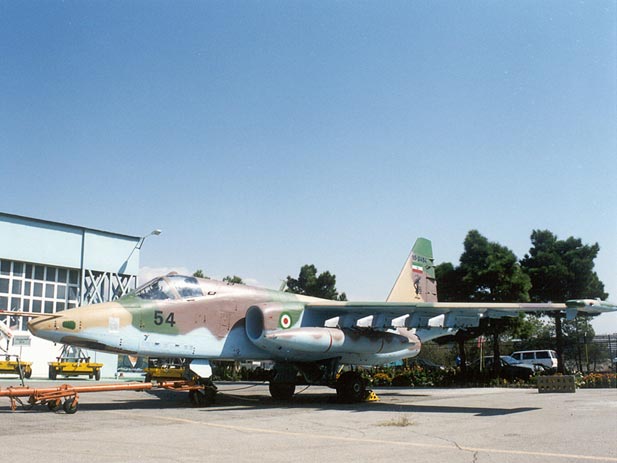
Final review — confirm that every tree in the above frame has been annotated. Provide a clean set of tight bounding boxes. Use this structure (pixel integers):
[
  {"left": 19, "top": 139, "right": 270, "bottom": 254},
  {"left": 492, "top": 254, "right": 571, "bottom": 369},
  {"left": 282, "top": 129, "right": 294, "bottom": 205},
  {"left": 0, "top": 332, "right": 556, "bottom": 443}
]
[
  {"left": 193, "top": 271, "right": 243, "bottom": 284},
  {"left": 434, "top": 262, "right": 466, "bottom": 302},
  {"left": 223, "top": 275, "right": 244, "bottom": 285},
  {"left": 459, "top": 230, "right": 531, "bottom": 302},
  {"left": 286, "top": 264, "right": 347, "bottom": 301},
  {"left": 436, "top": 231, "right": 532, "bottom": 376},
  {"left": 193, "top": 270, "right": 209, "bottom": 279},
  {"left": 521, "top": 230, "right": 607, "bottom": 301},
  {"left": 521, "top": 230, "right": 607, "bottom": 372}
]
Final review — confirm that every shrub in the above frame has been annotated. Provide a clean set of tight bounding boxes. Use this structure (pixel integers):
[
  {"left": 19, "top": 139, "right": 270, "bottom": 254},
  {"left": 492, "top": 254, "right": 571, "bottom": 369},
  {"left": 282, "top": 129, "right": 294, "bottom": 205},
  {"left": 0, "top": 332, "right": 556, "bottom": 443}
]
[
  {"left": 579, "top": 373, "right": 616, "bottom": 388},
  {"left": 372, "top": 372, "right": 392, "bottom": 386}
]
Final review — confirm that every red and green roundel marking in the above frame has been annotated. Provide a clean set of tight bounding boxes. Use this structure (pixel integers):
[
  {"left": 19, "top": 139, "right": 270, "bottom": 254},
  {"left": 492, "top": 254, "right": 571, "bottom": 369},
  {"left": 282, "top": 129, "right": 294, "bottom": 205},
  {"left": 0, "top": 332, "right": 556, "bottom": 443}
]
[{"left": 279, "top": 312, "right": 293, "bottom": 329}]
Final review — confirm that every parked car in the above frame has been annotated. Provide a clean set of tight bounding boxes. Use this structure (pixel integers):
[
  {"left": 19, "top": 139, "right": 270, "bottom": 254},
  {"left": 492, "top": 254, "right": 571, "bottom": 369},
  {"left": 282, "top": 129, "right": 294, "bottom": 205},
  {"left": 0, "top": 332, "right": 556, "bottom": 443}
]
[
  {"left": 470, "top": 355, "right": 539, "bottom": 380},
  {"left": 510, "top": 350, "right": 558, "bottom": 372}
]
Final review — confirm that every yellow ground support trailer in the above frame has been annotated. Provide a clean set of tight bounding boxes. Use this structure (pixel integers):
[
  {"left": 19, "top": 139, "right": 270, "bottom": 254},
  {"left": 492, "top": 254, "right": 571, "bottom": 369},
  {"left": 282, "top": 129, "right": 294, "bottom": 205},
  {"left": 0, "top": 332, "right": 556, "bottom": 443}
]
[
  {"left": 144, "top": 365, "right": 186, "bottom": 382},
  {"left": 48, "top": 358, "right": 103, "bottom": 380},
  {"left": 0, "top": 355, "right": 32, "bottom": 379},
  {"left": 48, "top": 345, "right": 103, "bottom": 380},
  {"left": 144, "top": 359, "right": 198, "bottom": 382}
]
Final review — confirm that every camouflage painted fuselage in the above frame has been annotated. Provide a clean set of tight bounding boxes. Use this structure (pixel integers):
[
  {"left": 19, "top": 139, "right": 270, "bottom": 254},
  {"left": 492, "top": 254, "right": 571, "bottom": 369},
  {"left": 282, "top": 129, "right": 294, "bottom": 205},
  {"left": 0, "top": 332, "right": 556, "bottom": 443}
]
[
  {"left": 28, "top": 277, "right": 422, "bottom": 366},
  {"left": 24, "top": 237, "right": 617, "bottom": 369}
]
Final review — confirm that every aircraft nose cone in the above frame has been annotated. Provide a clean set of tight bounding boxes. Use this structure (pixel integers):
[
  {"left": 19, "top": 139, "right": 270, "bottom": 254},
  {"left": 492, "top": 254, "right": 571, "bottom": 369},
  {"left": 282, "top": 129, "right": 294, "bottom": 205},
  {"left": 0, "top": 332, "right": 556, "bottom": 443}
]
[{"left": 27, "top": 314, "right": 59, "bottom": 337}]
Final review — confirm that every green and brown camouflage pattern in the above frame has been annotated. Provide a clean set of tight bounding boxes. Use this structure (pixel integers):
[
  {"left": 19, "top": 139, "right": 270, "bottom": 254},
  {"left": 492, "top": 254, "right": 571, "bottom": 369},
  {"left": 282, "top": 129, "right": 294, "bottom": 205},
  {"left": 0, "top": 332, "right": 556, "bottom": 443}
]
[{"left": 25, "top": 238, "right": 617, "bottom": 368}]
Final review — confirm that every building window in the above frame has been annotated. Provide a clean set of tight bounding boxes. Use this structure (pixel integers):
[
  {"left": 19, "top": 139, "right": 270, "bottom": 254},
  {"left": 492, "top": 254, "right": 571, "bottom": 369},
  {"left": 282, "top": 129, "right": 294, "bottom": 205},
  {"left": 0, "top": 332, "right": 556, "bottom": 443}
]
[
  {"left": 13, "top": 262, "right": 24, "bottom": 276},
  {"left": 0, "top": 261, "right": 10, "bottom": 276},
  {"left": 0, "top": 260, "right": 82, "bottom": 331},
  {"left": 33, "top": 282, "right": 43, "bottom": 297},
  {"left": 0, "top": 258, "right": 136, "bottom": 331},
  {"left": 34, "top": 266, "right": 44, "bottom": 281}
]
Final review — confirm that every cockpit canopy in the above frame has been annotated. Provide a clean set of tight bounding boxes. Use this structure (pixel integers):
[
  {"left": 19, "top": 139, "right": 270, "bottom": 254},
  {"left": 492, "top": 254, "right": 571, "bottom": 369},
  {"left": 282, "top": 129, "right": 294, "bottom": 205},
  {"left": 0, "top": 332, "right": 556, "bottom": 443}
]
[{"left": 133, "top": 275, "right": 204, "bottom": 300}]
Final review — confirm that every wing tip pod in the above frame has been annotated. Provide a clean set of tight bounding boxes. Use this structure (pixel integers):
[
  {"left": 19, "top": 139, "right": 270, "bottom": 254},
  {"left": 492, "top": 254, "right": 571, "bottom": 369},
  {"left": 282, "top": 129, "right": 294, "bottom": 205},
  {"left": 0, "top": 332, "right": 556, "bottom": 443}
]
[{"left": 565, "top": 299, "right": 617, "bottom": 313}]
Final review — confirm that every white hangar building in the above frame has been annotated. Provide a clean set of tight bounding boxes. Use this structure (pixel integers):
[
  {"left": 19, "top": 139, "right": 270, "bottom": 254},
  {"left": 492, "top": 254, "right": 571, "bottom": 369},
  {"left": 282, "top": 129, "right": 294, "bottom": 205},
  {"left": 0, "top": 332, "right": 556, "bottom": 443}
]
[{"left": 0, "top": 211, "right": 144, "bottom": 378}]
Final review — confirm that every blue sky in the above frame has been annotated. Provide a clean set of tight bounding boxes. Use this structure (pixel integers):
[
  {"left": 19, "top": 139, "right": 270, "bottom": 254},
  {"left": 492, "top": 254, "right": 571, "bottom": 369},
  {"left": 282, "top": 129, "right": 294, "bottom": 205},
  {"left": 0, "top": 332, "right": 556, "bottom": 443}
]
[{"left": 1, "top": 2, "right": 616, "bottom": 332}]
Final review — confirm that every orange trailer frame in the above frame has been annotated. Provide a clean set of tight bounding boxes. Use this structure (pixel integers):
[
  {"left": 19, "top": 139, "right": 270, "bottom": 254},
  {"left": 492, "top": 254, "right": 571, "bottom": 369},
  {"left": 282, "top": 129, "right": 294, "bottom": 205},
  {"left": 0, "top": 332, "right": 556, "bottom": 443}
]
[{"left": 0, "top": 380, "right": 213, "bottom": 414}]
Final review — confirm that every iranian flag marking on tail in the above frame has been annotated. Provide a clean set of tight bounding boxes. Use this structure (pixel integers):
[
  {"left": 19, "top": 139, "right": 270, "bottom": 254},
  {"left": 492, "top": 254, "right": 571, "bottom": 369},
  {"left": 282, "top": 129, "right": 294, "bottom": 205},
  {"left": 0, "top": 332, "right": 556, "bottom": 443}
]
[{"left": 411, "top": 264, "right": 423, "bottom": 274}]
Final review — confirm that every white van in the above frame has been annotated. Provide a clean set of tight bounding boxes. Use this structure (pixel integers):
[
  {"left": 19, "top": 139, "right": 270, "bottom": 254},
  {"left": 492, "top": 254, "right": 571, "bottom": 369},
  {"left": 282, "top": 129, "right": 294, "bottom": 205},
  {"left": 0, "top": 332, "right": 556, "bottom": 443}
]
[{"left": 510, "top": 350, "right": 558, "bottom": 371}]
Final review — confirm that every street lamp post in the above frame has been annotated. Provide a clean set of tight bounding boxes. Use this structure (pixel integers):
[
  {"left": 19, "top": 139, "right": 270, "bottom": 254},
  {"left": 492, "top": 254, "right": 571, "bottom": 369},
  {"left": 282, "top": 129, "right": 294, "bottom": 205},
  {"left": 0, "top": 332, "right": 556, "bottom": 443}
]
[{"left": 137, "top": 229, "right": 162, "bottom": 249}]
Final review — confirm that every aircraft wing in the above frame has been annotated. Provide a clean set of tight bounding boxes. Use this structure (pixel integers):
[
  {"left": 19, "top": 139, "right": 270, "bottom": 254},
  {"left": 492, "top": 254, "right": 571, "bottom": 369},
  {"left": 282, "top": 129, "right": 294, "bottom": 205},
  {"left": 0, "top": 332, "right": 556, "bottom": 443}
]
[{"left": 301, "top": 299, "right": 617, "bottom": 330}]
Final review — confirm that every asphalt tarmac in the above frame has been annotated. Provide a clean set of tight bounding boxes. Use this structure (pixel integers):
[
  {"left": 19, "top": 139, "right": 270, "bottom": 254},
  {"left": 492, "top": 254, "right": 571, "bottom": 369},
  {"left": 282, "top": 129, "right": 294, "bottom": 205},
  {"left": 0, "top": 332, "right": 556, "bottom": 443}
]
[{"left": 0, "top": 379, "right": 615, "bottom": 463}]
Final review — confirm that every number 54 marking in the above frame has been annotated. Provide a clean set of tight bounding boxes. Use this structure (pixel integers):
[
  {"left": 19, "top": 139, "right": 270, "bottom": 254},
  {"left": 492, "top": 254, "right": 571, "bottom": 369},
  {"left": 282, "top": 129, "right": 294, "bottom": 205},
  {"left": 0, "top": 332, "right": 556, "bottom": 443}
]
[{"left": 154, "top": 310, "right": 176, "bottom": 327}]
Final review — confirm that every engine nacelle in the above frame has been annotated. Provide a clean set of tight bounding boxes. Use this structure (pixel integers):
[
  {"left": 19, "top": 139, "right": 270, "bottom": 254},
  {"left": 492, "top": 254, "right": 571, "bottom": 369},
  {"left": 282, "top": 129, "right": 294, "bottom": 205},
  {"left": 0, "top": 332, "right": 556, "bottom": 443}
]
[{"left": 245, "top": 304, "right": 420, "bottom": 357}]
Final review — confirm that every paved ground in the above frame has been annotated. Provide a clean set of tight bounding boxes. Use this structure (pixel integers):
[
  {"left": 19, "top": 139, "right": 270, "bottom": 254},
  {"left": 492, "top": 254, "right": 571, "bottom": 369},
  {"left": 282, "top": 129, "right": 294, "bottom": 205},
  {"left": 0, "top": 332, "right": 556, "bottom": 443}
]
[{"left": 0, "top": 378, "right": 616, "bottom": 463}]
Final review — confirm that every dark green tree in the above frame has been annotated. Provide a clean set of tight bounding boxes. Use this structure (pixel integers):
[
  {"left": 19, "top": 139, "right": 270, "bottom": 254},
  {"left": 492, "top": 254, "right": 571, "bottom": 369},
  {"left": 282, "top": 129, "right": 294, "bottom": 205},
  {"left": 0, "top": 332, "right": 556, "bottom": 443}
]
[
  {"left": 521, "top": 230, "right": 607, "bottom": 372},
  {"left": 193, "top": 271, "right": 243, "bottom": 284},
  {"left": 434, "top": 262, "right": 466, "bottom": 302},
  {"left": 459, "top": 230, "right": 531, "bottom": 302},
  {"left": 435, "top": 262, "right": 473, "bottom": 373},
  {"left": 436, "top": 231, "right": 531, "bottom": 376},
  {"left": 193, "top": 270, "right": 209, "bottom": 279},
  {"left": 521, "top": 230, "right": 607, "bottom": 301},
  {"left": 461, "top": 231, "right": 533, "bottom": 375},
  {"left": 286, "top": 264, "right": 347, "bottom": 301},
  {"left": 223, "top": 275, "right": 244, "bottom": 285}
]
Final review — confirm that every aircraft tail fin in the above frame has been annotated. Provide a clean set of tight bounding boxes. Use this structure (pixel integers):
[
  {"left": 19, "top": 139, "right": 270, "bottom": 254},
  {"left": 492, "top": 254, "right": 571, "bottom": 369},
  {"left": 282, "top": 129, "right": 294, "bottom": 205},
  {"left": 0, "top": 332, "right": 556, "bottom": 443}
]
[{"left": 387, "top": 237, "right": 438, "bottom": 303}]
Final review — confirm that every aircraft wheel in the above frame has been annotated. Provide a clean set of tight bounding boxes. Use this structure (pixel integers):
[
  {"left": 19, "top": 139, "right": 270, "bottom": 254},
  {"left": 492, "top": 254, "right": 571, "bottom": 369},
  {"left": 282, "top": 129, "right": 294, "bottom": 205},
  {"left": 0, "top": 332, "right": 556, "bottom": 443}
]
[
  {"left": 47, "top": 399, "right": 62, "bottom": 412},
  {"left": 336, "top": 371, "right": 366, "bottom": 403},
  {"left": 189, "top": 388, "right": 216, "bottom": 407},
  {"left": 63, "top": 398, "right": 78, "bottom": 414},
  {"left": 269, "top": 382, "right": 296, "bottom": 401}
]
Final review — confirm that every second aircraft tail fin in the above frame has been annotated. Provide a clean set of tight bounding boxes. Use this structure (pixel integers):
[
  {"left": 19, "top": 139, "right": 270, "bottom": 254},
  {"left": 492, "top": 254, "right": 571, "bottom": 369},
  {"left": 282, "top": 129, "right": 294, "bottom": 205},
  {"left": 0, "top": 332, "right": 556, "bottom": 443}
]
[{"left": 387, "top": 237, "right": 438, "bottom": 303}]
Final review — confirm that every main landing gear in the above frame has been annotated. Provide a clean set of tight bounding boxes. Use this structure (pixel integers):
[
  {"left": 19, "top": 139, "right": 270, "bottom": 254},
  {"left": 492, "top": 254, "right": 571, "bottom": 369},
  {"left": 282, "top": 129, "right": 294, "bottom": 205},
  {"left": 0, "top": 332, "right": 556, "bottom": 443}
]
[
  {"left": 188, "top": 382, "right": 217, "bottom": 407},
  {"left": 269, "top": 382, "right": 296, "bottom": 401},
  {"left": 268, "top": 361, "right": 370, "bottom": 403},
  {"left": 335, "top": 371, "right": 366, "bottom": 403}
]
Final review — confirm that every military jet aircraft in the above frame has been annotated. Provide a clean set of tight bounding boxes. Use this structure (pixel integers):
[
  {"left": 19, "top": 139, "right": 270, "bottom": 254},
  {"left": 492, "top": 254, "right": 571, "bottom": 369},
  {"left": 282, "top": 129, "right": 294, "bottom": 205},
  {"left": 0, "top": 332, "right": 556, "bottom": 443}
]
[{"left": 23, "top": 238, "right": 617, "bottom": 403}]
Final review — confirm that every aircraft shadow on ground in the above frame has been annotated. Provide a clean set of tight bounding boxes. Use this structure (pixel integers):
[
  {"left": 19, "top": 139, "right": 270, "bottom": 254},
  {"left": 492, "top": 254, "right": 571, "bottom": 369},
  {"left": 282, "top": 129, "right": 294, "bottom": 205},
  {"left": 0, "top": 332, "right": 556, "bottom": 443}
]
[
  {"left": 0, "top": 388, "right": 539, "bottom": 417},
  {"left": 208, "top": 391, "right": 540, "bottom": 417}
]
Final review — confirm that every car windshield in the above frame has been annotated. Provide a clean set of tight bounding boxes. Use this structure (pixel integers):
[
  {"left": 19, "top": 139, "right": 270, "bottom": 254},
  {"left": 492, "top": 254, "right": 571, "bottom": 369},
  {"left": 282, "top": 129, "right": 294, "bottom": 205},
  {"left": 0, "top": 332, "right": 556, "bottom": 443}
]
[{"left": 500, "top": 355, "right": 520, "bottom": 365}]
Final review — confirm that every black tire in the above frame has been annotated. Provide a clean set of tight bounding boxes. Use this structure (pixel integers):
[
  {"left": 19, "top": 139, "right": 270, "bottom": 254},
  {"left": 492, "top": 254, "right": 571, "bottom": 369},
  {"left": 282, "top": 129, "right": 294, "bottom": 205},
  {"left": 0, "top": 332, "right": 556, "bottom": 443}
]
[
  {"left": 24, "top": 369, "right": 32, "bottom": 379},
  {"left": 269, "top": 382, "right": 296, "bottom": 401},
  {"left": 94, "top": 369, "right": 101, "bottom": 381},
  {"left": 21, "top": 397, "right": 35, "bottom": 410},
  {"left": 189, "top": 388, "right": 216, "bottom": 407},
  {"left": 336, "top": 371, "right": 366, "bottom": 403},
  {"left": 63, "top": 398, "right": 78, "bottom": 414},
  {"left": 47, "top": 399, "right": 61, "bottom": 412},
  {"left": 49, "top": 366, "right": 57, "bottom": 380}
]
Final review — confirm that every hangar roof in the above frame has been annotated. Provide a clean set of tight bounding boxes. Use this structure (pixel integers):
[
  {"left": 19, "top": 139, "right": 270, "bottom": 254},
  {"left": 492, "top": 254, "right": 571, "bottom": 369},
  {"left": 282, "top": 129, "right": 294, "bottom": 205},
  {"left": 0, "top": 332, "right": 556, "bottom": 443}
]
[{"left": 0, "top": 211, "right": 141, "bottom": 275}]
